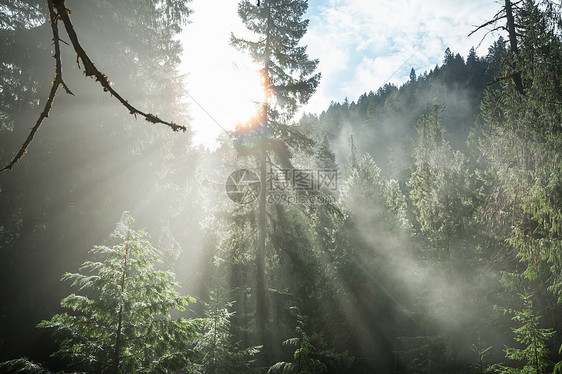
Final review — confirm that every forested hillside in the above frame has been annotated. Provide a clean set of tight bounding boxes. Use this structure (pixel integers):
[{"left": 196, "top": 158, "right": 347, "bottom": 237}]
[
  {"left": 1, "top": 0, "right": 561, "bottom": 373},
  {"left": 306, "top": 41, "right": 503, "bottom": 180}
]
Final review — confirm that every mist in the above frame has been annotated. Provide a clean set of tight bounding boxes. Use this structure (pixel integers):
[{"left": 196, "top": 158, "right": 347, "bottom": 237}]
[{"left": 1, "top": 1, "right": 561, "bottom": 373}]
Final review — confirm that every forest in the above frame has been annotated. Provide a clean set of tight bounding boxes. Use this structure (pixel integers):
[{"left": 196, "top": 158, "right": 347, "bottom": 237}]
[{"left": 0, "top": 0, "right": 561, "bottom": 373}]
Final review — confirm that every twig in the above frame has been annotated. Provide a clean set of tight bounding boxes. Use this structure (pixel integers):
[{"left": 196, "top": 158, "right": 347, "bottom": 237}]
[
  {"left": 468, "top": 16, "right": 506, "bottom": 38},
  {"left": 486, "top": 72, "right": 522, "bottom": 86},
  {"left": 1, "top": 0, "right": 73, "bottom": 172},
  {"left": 1, "top": 0, "right": 186, "bottom": 172},
  {"left": 52, "top": 0, "right": 186, "bottom": 132}
]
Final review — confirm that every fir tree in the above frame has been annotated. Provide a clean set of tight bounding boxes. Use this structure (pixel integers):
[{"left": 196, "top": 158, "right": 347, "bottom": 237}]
[
  {"left": 477, "top": 0, "right": 562, "bottom": 301},
  {"left": 267, "top": 315, "right": 327, "bottom": 374},
  {"left": 268, "top": 310, "right": 352, "bottom": 374},
  {"left": 195, "top": 291, "right": 261, "bottom": 374},
  {"left": 408, "top": 105, "right": 475, "bottom": 271},
  {"left": 37, "top": 213, "right": 202, "bottom": 374},
  {"left": 409, "top": 68, "right": 417, "bottom": 82},
  {"left": 495, "top": 294, "right": 555, "bottom": 374},
  {"left": 230, "top": 0, "right": 320, "bottom": 354},
  {"left": 314, "top": 135, "right": 337, "bottom": 171},
  {"left": 0, "top": 358, "right": 52, "bottom": 374}
]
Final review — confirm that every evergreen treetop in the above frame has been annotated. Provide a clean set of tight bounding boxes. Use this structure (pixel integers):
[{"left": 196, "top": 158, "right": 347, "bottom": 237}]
[{"left": 37, "top": 212, "right": 202, "bottom": 374}]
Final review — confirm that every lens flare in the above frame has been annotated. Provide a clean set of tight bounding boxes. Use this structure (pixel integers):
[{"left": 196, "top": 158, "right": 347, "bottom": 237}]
[{"left": 224, "top": 64, "right": 264, "bottom": 130}]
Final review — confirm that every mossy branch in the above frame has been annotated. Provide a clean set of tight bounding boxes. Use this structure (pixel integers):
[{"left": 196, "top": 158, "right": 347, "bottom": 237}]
[{"left": 1, "top": 0, "right": 186, "bottom": 172}]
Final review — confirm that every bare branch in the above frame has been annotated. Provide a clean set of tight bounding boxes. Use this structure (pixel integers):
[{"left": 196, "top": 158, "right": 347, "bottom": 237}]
[
  {"left": 486, "top": 71, "right": 522, "bottom": 86},
  {"left": 1, "top": 0, "right": 186, "bottom": 172},
  {"left": 1, "top": 0, "right": 73, "bottom": 172},
  {"left": 511, "top": 0, "right": 524, "bottom": 9},
  {"left": 471, "top": 25, "right": 508, "bottom": 49},
  {"left": 468, "top": 16, "right": 506, "bottom": 37},
  {"left": 468, "top": 0, "right": 524, "bottom": 95},
  {"left": 57, "top": 37, "right": 69, "bottom": 46},
  {"left": 492, "top": 6, "right": 508, "bottom": 20},
  {"left": 490, "top": 26, "right": 509, "bottom": 33},
  {"left": 52, "top": 0, "right": 186, "bottom": 132}
]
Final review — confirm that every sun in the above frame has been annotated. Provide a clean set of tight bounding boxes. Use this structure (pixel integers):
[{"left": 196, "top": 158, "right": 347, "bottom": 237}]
[
  {"left": 225, "top": 59, "right": 264, "bottom": 127},
  {"left": 178, "top": 0, "right": 266, "bottom": 149},
  {"left": 181, "top": 50, "right": 264, "bottom": 148}
]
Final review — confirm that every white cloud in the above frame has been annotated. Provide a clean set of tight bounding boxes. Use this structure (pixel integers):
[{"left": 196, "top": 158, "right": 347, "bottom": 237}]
[
  {"left": 180, "top": 0, "right": 502, "bottom": 147},
  {"left": 302, "top": 0, "right": 500, "bottom": 114}
]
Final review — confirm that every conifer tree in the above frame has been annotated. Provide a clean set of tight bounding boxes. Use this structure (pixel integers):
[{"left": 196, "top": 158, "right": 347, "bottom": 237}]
[
  {"left": 267, "top": 310, "right": 353, "bottom": 374},
  {"left": 495, "top": 294, "right": 555, "bottom": 374},
  {"left": 477, "top": 0, "right": 562, "bottom": 301},
  {"left": 195, "top": 291, "right": 261, "bottom": 374},
  {"left": 0, "top": 358, "right": 51, "bottom": 374},
  {"left": 37, "top": 213, "right": 202, "bottom": 373},
  {"left": 267, "top": 314, "right": 327, "bottom": 374},
  {"left": 408, "top": 105, "right": 474, "bottom": 272},
  {"left": 230, "top": 0, "right": 320, "bottom": 353},
  {"left": 315, "top": 135, "right": 337, "bottom": 171},
  {"left": 409, "top": 68, "right": 417, "bottom": 82}
]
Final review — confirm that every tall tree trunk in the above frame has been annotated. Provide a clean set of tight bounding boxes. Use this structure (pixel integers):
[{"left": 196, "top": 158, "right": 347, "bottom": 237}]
[
  {"left": 256, "top": 144, "right": 267, "bottom": 354},
  {"left": 112, "top": 230, "right": 130, "bottom": 373},
  {"left": 256, "top": 3, "right": 271, "bottom": 356},
  {"left": 113, "top": 304, "right": 124, "bottom": 374},
  {"left": 505, "top": 0, "right": 524, "bottom": 94}
]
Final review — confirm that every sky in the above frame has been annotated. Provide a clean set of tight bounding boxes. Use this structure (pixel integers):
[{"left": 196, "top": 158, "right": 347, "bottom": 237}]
[{"left": 179, "top": 0, "right": 499, "bottom": 149}]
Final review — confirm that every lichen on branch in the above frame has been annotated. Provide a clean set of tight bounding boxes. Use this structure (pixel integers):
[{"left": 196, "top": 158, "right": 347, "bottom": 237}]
[{"left": 1, "top": 0, "right": 186, "bottom": 172}]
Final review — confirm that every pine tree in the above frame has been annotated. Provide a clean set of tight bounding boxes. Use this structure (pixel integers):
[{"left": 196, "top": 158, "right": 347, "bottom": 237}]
[
  {"left": 37, "top": 213, "right": 202, "bottom": 373},
  {"left": 477, "top": 0, "right": 562, "bottom": 301},
  {"left": 314, "top": 135, "right": 337, "bottom": 171},
  {"left": 231, "top": 0, "right": 320, "bottom": 118},
  {"left": 443, "top": 47, "right": 454, "bottom": 65},
  {"left": 409, "top": 68, "right": 417, "bottom": 82},
  {"left": 404, "top": 105, "right": 488, "bottom": 370},
  {"left": 408, "top": 105, "right": 475, "bottom": 271},
  {"left": 268, "top": 310, "right": 352, "bottom": 374},
  {"left": 230, "top": 0, "right": 320, "bottom": 354},
  {"left": 195, "top": 291, "right": 261, "bottom": 374},
  {"left": 0, "top": 358, "right": 52, "bottom": 374},
  {"left": 495, "top": 294, "right": 555, "bottom": 374},
  {"left": 267, "top": 315, "right": 327, "bottom": 374}
]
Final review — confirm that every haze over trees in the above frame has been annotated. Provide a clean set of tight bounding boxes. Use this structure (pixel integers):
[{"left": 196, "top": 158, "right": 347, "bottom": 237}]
[{"left": 1, "top": 0, "right": 561, "bottom": 373}]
